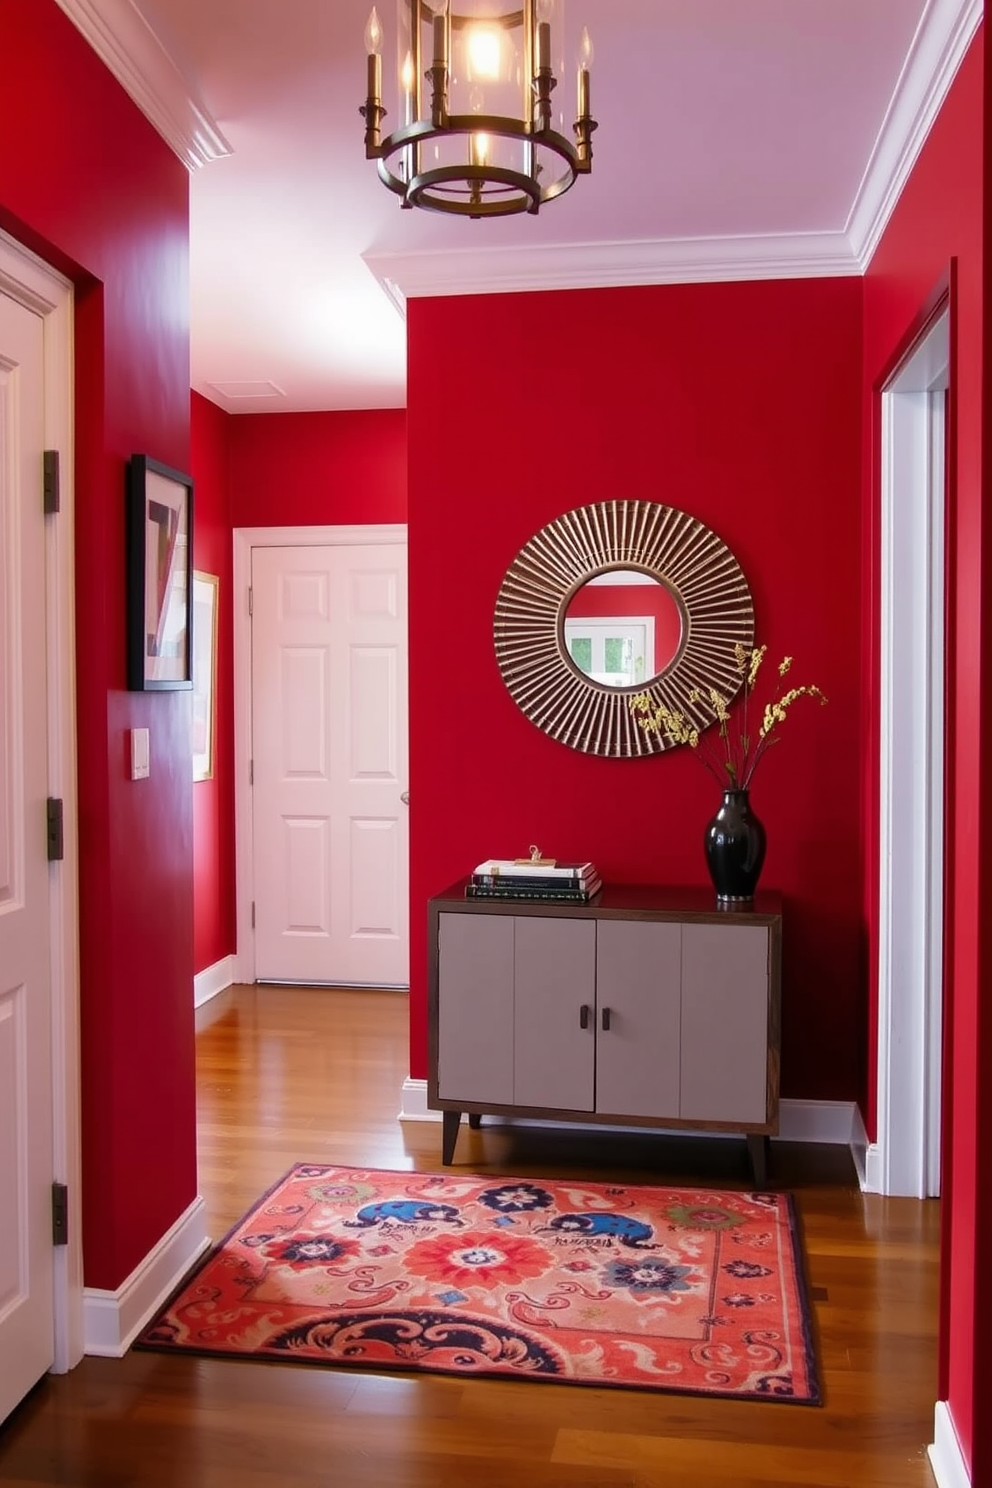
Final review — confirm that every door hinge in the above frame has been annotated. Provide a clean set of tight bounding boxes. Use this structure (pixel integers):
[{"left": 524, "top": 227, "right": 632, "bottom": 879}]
[
  {"left": 248, "top": 586, "right": 253, "bottom": 616},
  {"left": 251, "top": 901, "right": 256, "bottom": 929},
  {"left": 249, "top": 759, "right": 254, "bottom": 786},
  {"left": 46, "top": 798, "right": 64, "bottom": 861},
  {"left": 52, "top": 1182, "right": 69, "bottom": 1246},
  {"left": 43, "top": 450, "right": 60, "bottom": 514}
]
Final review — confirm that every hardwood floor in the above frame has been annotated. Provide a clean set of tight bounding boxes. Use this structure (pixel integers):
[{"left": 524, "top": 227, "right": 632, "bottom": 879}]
[{"left": 0, "top": 985, "right": 940, "bottom": 1487}]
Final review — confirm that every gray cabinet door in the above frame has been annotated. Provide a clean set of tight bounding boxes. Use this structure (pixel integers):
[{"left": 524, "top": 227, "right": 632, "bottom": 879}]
[
  {"left": 436, "top": 912, "right": 514, "bottom": 1105},
  {"left": 680, "top": 923, "right": 770, "bottom": 1124},
  {"left": 513, "top": 916, "right": 596, "bottom": 1111},
  {"left": 595, "top": 919, "right": 681, "bottom": 1119}
]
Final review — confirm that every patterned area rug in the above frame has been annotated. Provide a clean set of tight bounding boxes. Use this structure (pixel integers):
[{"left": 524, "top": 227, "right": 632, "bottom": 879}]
[{"left": 136, "top": 1164, "right": 820, "bottom": 1403}]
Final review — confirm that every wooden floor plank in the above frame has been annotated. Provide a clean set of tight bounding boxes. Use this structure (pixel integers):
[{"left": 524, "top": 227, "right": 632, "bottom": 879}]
[{"left": 0, "top": 985, "right": 940, "bottom": 1488}]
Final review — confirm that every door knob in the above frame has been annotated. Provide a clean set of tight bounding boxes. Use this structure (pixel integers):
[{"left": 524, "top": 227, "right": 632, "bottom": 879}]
[{"left": 400, "top": 790, "right": 410, "bottom": 805}]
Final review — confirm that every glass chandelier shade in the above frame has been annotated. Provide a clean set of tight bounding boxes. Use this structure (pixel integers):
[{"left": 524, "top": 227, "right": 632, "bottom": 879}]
[{"left": 360, "top": 0, "right": 596, "bottom": 218}]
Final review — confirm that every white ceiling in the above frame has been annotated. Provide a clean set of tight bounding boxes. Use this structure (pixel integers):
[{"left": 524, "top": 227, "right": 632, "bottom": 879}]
[{"left": 58, "top": 0, "right": 980, "bottom": 413}]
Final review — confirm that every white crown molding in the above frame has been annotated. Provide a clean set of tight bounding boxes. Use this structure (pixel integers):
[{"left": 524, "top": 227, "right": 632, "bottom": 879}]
[
  {"left": 53, "top": 0, "right": 232, "bottom": 170},
  {"left": 848, "top": 0, "right": 982, "bottom": 271},
  {"left": 363, "top": 231, "right": 859, "bottom": 305}
]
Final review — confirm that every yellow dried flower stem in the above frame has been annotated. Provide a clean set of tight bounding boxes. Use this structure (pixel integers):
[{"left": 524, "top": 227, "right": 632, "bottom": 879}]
[
  {"left": 629, "top": 656, "right": 827, "bottom": 789},
  {"left": 747, "top": 645, "right": 767, "bottom": 689}
]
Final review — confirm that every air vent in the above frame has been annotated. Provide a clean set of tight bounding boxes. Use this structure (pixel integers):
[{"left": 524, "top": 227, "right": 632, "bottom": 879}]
[{"left": 206, "top": 380, "right": 287, "bottom": 400}]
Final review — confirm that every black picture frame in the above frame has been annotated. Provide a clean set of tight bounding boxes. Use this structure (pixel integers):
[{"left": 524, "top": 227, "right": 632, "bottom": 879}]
[{"left": 126, "top": 454, "right": 194, "bottom": 691}]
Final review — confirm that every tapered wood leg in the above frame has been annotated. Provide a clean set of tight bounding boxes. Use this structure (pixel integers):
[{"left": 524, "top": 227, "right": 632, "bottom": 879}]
[
  {"left": 746, "top": 1133, "right": 769, "bottom": 1188},
  {"left": 467, "top": 1113, "right": 482, "bottom": 1129},
  {"left": 441, "top": 1109, "right": 462, "bottom": 1164}
]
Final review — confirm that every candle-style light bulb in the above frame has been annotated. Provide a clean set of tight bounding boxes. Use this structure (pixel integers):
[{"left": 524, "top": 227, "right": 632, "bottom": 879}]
[
  {"left": 364, "top": 6, "right": 383, "bottom": 111},
  {"left": 364, "top": 6, "right": 382, "bottom": 55},
  {"left": 467, "top": 25, "right": 502, "bottom": 81},
  {"left": 426, "top": 0, "right": 449, "bottom": 70},
  {"left": 536, "top": 0, "right": 552, "bottom": 72},
  {"left": 401, "top": 49, "right": 415, "bottom": 124},
  {"left": 577, "top": 26, "right": 594, "bottom": 71},
  {"left": 576, "top": 26, "right": 593, "bottom": 118}
]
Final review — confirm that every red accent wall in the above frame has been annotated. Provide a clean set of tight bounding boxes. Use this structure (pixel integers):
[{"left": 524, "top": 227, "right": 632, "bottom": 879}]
[
  {"left": 862, "top": 30, "right": 984, "bottom": 1476},
  {"left": 408, "top": 277, "right": 864, "bottom": 1104},
  {"left": 191, "top": 393, "right": 236, "bottom": 972},
  {"left": 229, "top": 409, "right": 407, "bottom": 528},
  {"left": 0, "top": 0, "right": 194, "bottom": 1287}
]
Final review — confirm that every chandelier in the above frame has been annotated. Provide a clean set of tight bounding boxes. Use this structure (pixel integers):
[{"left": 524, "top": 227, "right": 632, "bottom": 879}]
[{"left": 360, "top": 0, "right": 596, "bottom": 218}]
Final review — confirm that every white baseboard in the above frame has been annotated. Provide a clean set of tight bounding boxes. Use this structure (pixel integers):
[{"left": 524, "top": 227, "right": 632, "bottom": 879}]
[
  {"left": 399, "top": 1076, "right": 436, "bottom": 1121},
  {"left": 864, "top": 1141, "right": 883, "bottom": 1193},
  {"left": 83, "top": 1195, "right": 210, "bottom": 1357},
  {"left": 929, "top": 1402, "right": 971, "bottom": 1488},
  {"left": 194, "top": 954, "right": 238, "bottom": 1008},
  {"left": 399, "top": 1078, "right": 862, "bottom": 1147}
]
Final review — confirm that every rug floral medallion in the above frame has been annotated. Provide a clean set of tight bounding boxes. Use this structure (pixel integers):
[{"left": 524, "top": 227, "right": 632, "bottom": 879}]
[{"left": 138, "top": 1164, "right": 820, "bottom": 1404}]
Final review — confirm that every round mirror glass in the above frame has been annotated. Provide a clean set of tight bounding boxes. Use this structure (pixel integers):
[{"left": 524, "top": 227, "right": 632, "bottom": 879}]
[{"left": 562, "top": 569, "right": 683, "bottom": 688}]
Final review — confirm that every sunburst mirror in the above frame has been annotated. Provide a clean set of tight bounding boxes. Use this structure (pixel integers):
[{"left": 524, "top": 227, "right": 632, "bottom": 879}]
[{"left": 493, "top": 500, "right": 755, "bottom": 758}]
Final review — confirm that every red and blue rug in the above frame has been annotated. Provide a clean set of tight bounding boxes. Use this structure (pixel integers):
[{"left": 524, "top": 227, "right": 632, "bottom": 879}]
[{"left": 136, "top": 1164, "right": 820, "bottom": 1403}]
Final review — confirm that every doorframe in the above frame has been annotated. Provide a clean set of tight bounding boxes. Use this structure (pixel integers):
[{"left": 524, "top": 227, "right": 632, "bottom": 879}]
[
  {"left": 233, "top": 524, "right": 408, "bottom": 984},
  {"left": 869, "top": 305, "right": 949, "bottom": 1198},
  {"left": 0, "top": 231, "right": 83, "bottom": 1369}
]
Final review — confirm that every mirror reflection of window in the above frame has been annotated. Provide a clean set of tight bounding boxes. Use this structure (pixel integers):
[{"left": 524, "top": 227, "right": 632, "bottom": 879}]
[
  {"left": 566, "top": 623, "right": 645, "bottom": 685},
  {"left": 563, "top": 570, "right": 682, "bottom": 688}
]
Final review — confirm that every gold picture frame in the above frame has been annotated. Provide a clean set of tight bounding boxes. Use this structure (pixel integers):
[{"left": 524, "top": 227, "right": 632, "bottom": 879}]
[
  {"left": 493, "top": 500, "right": 754, "bottom": 758},
  {"left": 192, "top": 571, "right": 219, "bottom": 782}
]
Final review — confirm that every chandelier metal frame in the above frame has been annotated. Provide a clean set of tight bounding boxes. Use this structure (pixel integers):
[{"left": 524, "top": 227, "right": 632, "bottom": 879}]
[{"left": 360, "top": 1, "right": 596, "bottom": 219}]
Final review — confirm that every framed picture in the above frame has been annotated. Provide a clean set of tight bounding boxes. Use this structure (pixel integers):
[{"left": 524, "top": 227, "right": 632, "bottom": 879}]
[
  {"left": 192, "top": 572, "right": 219, "bottom": 781},
  {"left": 126, "top": 454, "right": 194, "bottom": 690}
]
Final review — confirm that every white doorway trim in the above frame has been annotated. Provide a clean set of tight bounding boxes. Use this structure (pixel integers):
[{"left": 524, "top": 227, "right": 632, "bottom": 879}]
[
  {"left": 0, "top": 231, "right": 83, "bottom": 1369},
  {"left": 232, "top": 524, "right": 408, "bottom": 985},
  {"left": 868, "top": 306, "right": 948, "bottom": 1198}
]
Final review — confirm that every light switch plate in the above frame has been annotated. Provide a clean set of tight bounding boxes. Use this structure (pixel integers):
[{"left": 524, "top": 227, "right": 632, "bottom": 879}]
[{"left": 130, "top": 727, "right": 150, "bottom": 780}]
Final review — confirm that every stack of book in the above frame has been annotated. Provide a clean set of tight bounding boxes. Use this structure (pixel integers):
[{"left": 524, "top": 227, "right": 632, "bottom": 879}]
[{"left": 466, "top": 859, "right": 602, "bottom": 902}]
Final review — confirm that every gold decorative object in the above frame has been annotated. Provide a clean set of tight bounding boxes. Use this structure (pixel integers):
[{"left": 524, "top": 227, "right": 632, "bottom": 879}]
[
  {"left": 493, "top": 500, "right": 754, "bottom": 758},
  {"left": 360, "top": 1, "right": 596, "bottom": 219}
]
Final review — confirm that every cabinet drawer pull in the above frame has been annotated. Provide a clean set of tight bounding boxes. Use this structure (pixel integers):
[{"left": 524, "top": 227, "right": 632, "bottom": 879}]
[
  {"left": 579, "top": 1004, "right": 591, "bottom": 1029},
  {"left": 601, "top": 1006, "right": 612, "bottom": 1032}
]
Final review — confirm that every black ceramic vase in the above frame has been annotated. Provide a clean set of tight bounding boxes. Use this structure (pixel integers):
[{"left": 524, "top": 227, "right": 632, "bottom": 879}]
[{"left": 704, "top": 788, "right": 766, "bottom": 904}]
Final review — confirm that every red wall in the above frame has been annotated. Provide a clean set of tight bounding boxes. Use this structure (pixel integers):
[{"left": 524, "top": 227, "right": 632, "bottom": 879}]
[
  {"left": 0, "top": 0, "right": 194, "bottom": 1287},
  {"left": 191, "top": 394, "right": 236, "bottom": 972},
  {"left": 229, "top": 409, "right": 407, "bottom": 528},
  {"left": 408, "top": 277, "right": 864, "bottom": 1100},
  {"left": 862, "top": 31, "right": 984, "bottom": 1476}
]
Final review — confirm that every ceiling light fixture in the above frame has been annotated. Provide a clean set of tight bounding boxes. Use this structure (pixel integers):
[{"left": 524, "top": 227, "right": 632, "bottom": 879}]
[{"left": 361, "top": 0, "right": 596, "bottom": 219}]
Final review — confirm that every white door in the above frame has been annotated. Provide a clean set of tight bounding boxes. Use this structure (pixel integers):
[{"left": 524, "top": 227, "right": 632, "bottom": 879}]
[
  {"left": 0, "top": 291, "right": 55, "bottom": 1420},
  {"left": 873, "top": 308, "right": 948, "bottom": 1198},
  {"left": 251, "top": 543, "right": 409, "bottom": 985}
]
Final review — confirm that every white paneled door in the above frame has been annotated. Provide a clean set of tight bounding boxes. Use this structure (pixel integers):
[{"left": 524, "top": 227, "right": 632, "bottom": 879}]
[
  {"left": 0, "top": 291, "right": 55, "bottom": 1420},
  {"left": 251, "top": 543, "right": 409, "bottom": 985}
]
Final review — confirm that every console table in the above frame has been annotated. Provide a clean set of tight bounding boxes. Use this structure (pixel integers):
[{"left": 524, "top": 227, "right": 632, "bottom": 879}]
[{"left": 427, "top": 881, "right": 782, "bottom": 1186}]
